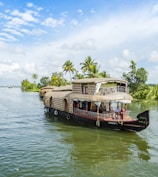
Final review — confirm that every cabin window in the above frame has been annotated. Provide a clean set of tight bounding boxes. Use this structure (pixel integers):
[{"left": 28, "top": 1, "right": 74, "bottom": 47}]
[
  {"left": 82, "top": 84, "right": 88, "bottom": 94},
  {"left": 117, "top": 83, "right": 126, "bottom": 92}
]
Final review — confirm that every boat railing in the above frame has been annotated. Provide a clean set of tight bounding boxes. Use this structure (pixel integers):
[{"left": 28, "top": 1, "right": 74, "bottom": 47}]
[
  {"left": 99, "top": 86, "right": 127, "bottom": 95},
  {"left": 74, "top": 108, "right": 120, "bottom": 119},
  {"left": 117, "top": 86, "right": 126, "bottom": 92}
]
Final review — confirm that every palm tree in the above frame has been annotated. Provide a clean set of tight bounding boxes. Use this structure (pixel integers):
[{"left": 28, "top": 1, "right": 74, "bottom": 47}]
[
  {"left": 99, "top": 71, "right": 107, "bottom": 78},
  {"left": 32, "top": 73, "right": 38, "bottom": 84},
  {"left": 73, "top": 71, "right": 85, "bottom": 80},
  {"left": 87, "top": 64, "right": 100, "bottom": 78},
  {"left": 80, "top": 56, "right": 97, "bottom": 77},
  {"left": 62, "top": 60, "right": 76, "bottom": 81}
]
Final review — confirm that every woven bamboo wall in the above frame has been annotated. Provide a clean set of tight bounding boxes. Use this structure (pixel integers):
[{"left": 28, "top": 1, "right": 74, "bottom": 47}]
[
  {"left": 72, "top": 83, "right": 96, "bottom": 95},
  {"left": 88, "top": 84, "right": 95, "bottom": 94},
  {"left": 44, "top": 97, "right": 50, "bottom": 107},
  {"left": 52, "top": 97, "right": 64, "bottom": 111},
  {"left": 72, "top": 84, "right": 81, "bottom": 93},
  {"left": 68, "top": 98, "right": 73, "bottom": 113},
  {"left": 43, "top": 90, "right": 73, "bottom": 114},
  {"left": 52, "top": 98, "right": 73, "bottom": 113}
]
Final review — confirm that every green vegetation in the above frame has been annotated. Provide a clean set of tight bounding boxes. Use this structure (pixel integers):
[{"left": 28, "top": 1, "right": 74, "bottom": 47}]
[
  {"left": 21, "top": 79, "right": 39, "bottom": 92},
  {"left": 80, "top": 56, "right": 108, "bottom": 78},
  {"left": 21, "top": 57, "right": 158, "bottom": 100},
  {"left": 62, "top": 60, "right": 76, "bottom": 81},
  {"left": 122, "top": 60, "right": 148, "bottom": 94},
  {"left": 50, "top": 72, "right": 69, "bottom": 86}
]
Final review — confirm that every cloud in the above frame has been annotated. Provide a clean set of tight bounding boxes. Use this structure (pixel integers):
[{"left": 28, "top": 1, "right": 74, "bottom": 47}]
[
  {"left": 70, "top": 19, "right": 78, "bottom": 26},
  {"left": 0, "top": 32, "right": 17, "bottom": 41},
  {"left": 61, "top": 11, "right": 68, "bottom": 18},
  {"left": 23, "top": 62, "right": 36, "bottom": 74},
  {"left": 42, "top": 17, "right": 65, "bottom": 28},
  {"left": 90, "top": 8, "right": 96, "bottom": 14},
  {"left": 6, "top": 17, "right": 28, "bottom": 28},
  {"left": 122, "top": 49, "right": 136, "bottom": 60},
  {"left": 0, "top": 1, "right": 3, "bottom": 6},
  {"left": 152, "top": 4, "right": 158, "bottom": 14},
  {"left": 147, "top": 65, "right": 158, "bottom": 84},
  {"left": 0, "top": 5, "right": 42, "bottom": 41},
  {"left": 77, "top": 9, "right": 83, "bottom": 16},
  {"left": 0, "top": 12, "right": 12, "bottom": 20},
  {"left": 122, "top": 49, "right": 131, "bottom": 59},
  {"left": 149, "top": 50, "right": 158, "bottom": 62},
  {"left": 0, "top": 61, "right": 20, "bottom": 75},
  {"left": 23, "top": 4, "right": 158, "bottom": 82},
  {"left": 3, "top": 28, "right": 24, "bottom": 37},
  {"left": 11, "top": 9, "right": 38, "bottom": 22},
  {"left": 27, "top": 2, "right": 34, "bottom": 8},
  {"left": 60, "top": 38, "right": 95, "bottom": 51},
  {"left": 1, "top": 2, "right": 158, "bottom": 85}
]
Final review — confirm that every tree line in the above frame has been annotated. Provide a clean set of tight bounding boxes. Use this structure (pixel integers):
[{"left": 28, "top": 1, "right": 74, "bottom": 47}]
[{"left": 21, "top": 56, "right": 158, "bottom": 100}]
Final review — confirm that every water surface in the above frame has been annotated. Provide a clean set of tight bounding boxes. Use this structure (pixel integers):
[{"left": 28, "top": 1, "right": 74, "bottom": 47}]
[{"left": 0, "top": 88, "right": 158, "bottom": 177}]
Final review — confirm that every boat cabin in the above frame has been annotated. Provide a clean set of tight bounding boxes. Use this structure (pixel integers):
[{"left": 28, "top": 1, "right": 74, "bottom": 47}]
[
  {"left": 69, "top": 78, "right": 132, "bottom": 120},
  {"left": 43, "top": 78, "right": 149, "bottom": 132},
  {"left": 44, "top": 78, "right": 132, "bottom": 120}
]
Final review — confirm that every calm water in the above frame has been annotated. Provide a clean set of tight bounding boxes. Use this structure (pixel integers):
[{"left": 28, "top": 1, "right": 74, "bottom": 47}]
[{"left": 0, "top": 88, "right": 158, "bottom": 177}]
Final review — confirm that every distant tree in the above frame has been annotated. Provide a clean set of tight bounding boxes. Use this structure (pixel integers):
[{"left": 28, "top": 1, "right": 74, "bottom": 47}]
[
  {"left": 50, "top": 72, "right": 69, "bottom": 86},
  {"left": 146, "top": 85, "right": 158, "bottom": 100},
  {"left": 100, "top": 71, "right": 110, "bottom": 78},
  {"left": 21, "top": 79, "right": 34, "bottom": 91},
  {"left": 62, "top": 60, "right": 76, "bottom": 81},
  {"left": 99, "top": 71, "right": 107, "bottom": 78},
  {"left": 32, "top": 73, "right": 38, "bottom": 84},
  {"left": 73, "top": 71, "right": 85, "bottom": 80},
  {"left": 40, "top": 76, "right": 50, "bottom": 87},
  {"left": 132, "top": 84, "right": 150, "bottom": 99},
  {"left": 122, "top": 60, "right": 148, "bottom": 94}
]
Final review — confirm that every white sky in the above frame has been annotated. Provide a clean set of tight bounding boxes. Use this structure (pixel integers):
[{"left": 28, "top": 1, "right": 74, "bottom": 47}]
[{"left": 0, "top": 0, "right": 158, "bottom": 85}]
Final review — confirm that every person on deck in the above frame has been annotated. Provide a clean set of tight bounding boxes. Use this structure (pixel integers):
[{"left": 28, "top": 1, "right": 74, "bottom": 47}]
[
  {"left": 120, "top": 106, "right": 126, "bottom": 119},
  {"left": 115, "top": 106, "right": 121, "bottom": 118}
]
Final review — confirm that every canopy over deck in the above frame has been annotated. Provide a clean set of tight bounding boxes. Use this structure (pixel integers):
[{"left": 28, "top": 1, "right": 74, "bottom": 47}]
[
  {"left": 70, "top": 92, "right": 132, "bottom": 103},
  {"left": 72, "top": 78, "right": 127, "bottom": 84}
]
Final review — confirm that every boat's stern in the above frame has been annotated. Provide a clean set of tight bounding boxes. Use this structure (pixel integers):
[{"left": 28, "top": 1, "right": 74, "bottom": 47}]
[{"left": 137, "top": 110, "right": 150, "bottom": 128}]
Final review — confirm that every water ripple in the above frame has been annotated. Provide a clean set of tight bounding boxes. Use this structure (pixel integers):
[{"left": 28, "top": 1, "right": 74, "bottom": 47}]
[{"left": 0, "top": 88, "right": 158, "bottom": 177}]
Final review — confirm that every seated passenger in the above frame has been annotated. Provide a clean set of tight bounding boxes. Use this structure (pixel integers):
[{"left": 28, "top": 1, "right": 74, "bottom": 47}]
[
  {"left": 115, "top": 106, "right": 120, "bottom": 118},
  {"left": 99, "top": 103, "right": 107, "bottom": 113}
]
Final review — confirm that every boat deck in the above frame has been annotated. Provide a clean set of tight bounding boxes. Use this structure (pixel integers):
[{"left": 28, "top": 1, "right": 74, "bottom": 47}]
[{"left": 74, "top": 108, "right": 134, "bottom": 122}]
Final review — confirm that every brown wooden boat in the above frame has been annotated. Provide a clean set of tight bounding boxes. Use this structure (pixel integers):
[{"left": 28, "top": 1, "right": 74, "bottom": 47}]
[{"left": 43, "top": 78, "right": 149, "bottom": 132}]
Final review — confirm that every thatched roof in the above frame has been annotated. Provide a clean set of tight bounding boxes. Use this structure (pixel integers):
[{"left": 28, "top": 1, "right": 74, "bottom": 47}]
[
  {"left": 70, "top": 92, "right": 132, "bottom": 103},
  {"left": 53, "top": 85, "right": 72, "bottom": 91},
  {"left": 44, "top": 91, "right": 72, "bottom": 99},
  {"left": 72, "top": 78, "right": 127, "bottom": 84},
  {"left": 40, "top": 85, "right": 72, "bottom": 98},
  {"left": 40, "top": 86, "right": 56, "bottom": 90},
  {"left": 39, "top": 86, "right": 57, "bottom": 97}
]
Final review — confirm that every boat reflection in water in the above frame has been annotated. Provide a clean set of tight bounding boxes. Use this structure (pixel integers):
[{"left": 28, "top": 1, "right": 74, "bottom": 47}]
[
  {"left": 45, "top": 112, "right": 150, "bottom": 176},
  {"left": 45, "top": 112, "right": 150, "bottom": 163}
]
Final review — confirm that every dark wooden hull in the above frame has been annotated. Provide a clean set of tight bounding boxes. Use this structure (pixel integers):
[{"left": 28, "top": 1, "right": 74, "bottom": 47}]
[{"left": 44, "top": 107, "right": 149, "bottom": 132}]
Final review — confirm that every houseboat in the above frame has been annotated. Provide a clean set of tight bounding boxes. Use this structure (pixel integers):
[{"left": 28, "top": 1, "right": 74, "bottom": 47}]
[{"left": 43, "top": 78, "right": 149, "bottom": 132}]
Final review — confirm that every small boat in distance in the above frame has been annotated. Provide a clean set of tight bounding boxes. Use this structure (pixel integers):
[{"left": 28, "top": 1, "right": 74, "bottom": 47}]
[
  {"left": 43, "top": 78, "right": 149, "bottom": 132},
  {"left": 8, "top": 85, "right": 13, "bottom": 88}
]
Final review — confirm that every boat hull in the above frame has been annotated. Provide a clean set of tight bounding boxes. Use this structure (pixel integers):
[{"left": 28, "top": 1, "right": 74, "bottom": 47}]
[{"left": 44, "top": 107, "right": 149, "bottom": 132}]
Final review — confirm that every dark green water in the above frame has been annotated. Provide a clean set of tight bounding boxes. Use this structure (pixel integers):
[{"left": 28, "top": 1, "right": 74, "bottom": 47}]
[{"left": 0, "top": 88, "right": 158, "bottom": 177}]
